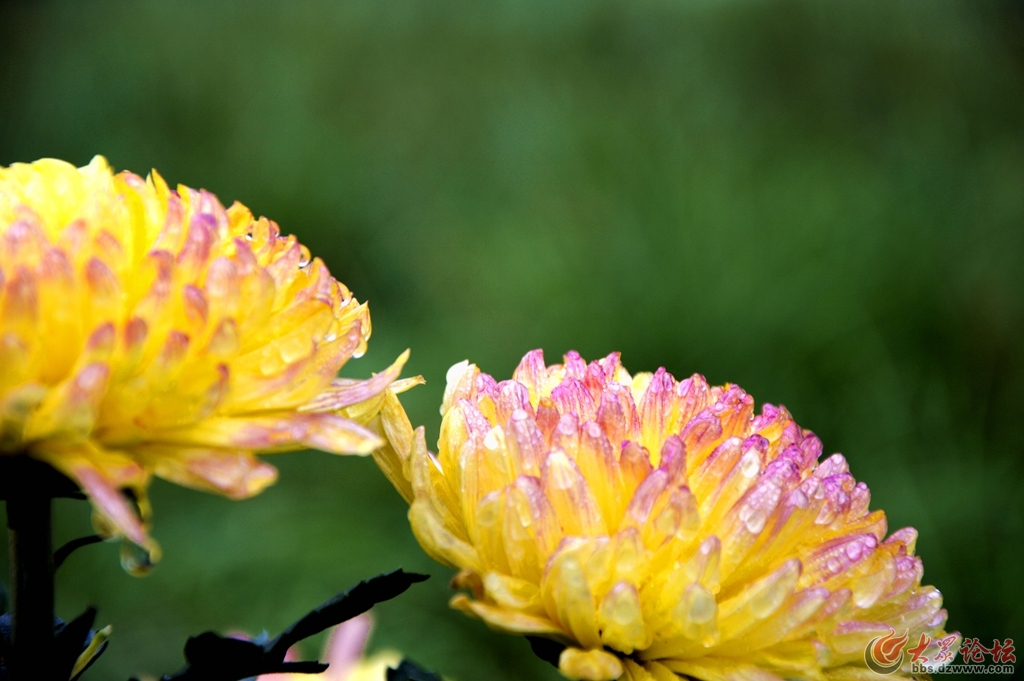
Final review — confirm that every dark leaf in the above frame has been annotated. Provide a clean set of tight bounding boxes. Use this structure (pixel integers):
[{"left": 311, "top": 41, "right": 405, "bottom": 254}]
[
  {"left": 268, "top": 569, "right": 428, "bottom": 659},
  {"left": 163, "top": 634, "right": 327, "bottom": 681},
  {"left": 184, "top": 633, "right": 266, "bottom": 671},
  {"left": 54, "top": 607, "right": 96, "bottom": 680},
  {"left": 158, "top": 569, "right": 428, "bottom": 681},
  {"left": 0, "top": 610, "right": 109, "bottom": 681},
  {"left": 386, "top": 659, "right": 443, "bottom": 681},
  {"left": 248, "top": 661, "right": 327, "bottom": 675}
]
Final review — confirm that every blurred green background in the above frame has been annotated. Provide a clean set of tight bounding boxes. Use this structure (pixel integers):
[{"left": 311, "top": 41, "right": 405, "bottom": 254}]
[{"left": 1, "top": 1, "right": 1023, "bottom": 679}]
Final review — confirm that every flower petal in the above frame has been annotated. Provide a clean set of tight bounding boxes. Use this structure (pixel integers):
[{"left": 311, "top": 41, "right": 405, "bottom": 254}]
[{"left": 137, "top": 445, "right": 278, "bottom": 500}]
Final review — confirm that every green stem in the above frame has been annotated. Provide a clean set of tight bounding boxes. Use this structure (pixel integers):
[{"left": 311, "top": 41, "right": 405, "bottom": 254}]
[{"left": 6, "top": 491, "right": 55, "bottom": 681}]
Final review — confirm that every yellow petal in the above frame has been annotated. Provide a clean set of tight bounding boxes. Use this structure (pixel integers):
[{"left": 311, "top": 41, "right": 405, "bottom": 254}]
[
  {"left": 35, "top": 442, "right": 148, "bottom": 547},
  {"left": 558, "top": 647, "right": 624, "bottom": 681},
  {"left": 450, "top": 593, "right": 563, "bottom": 637},
  {"left": 409, "top": 499, "right": 480, "bottom": 571},
  {"left": 138, "top": 446, "right": 278, "bottom": 500}
]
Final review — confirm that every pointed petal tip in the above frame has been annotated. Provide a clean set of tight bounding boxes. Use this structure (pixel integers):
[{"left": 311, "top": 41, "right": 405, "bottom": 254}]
[{"left": 391, "top": 375, "right": 426, "bottom": 394}]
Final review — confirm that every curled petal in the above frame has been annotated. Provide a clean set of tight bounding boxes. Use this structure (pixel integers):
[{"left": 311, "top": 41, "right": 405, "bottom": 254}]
[
  {"left": 410, "top": 499, "right": 480, "bottom": 571},
  {"left": 139, "top": 446, "right": 278, "bottom": 500},
  {"left": 35, "top": 443, "right": 149, "bottom": 548},
  {"left": 368, "top": 391, "right": 421, "bottom": 503},
  {"left": 558, "top": 647, "right": 624, "bottom": 681},
  {"left": 450, "top": 593, "right": 562, "bottom": 637},
  {"left": 300, "top": 349, "right": 410, "bottom": 413},
  {"left": 148, "top": 414, "right": 383, "bottom": 454}
]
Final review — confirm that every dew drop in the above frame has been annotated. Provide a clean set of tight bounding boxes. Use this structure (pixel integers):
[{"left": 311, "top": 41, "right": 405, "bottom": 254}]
[
  {"left": 279, "top": 336, "right": 310, "bottom": 364},
  {"left": 740, "top": 450, "right": 761, "bottom": 478},
  {"left": 846, "top": 541, "right": 864, "bottom": 562},
  {"left": 743, "top": 507, "right": 768, "bottom": 534},
  {"left": 484, "top": 427, "right": 502, "bottom": 450},
  {"left": 688, "top": 585, "right": 717, "bottom": 624}
]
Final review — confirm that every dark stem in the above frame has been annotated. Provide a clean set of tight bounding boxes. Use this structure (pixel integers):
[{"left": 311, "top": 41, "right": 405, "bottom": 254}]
[
  {"left": 54, "top": 534, "right": 104, "bottom": 570},
  {"left": 6, "top": 492, "right": 55, "bottom": 681}
]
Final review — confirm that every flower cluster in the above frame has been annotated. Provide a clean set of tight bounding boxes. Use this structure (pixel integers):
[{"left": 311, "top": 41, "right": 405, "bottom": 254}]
[
  {"left": 0, "top": 157, "right": 414, "bottom": 565},
  {"left": 0, "top": 154, "right": 956, "bottom": 681},
  {"left": 374, "top": 350, "right": 953, "bottom": 681}
]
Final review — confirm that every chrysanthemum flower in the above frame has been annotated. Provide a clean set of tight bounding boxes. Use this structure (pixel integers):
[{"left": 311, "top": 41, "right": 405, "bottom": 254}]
[
  {"left": 0, "top": 156, "right": 415, "bottom": 567},
  {"left": 373, "top": 350, "right": 953, "bottom": 681}
]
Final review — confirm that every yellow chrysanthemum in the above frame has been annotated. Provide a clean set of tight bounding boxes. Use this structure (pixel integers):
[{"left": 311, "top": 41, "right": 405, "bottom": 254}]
[
  {"left": 374, "top": 350, "right": 954, "bottom": 681},
  {"left": 0, "top": 156, "right": 416, "bottom": 564}
]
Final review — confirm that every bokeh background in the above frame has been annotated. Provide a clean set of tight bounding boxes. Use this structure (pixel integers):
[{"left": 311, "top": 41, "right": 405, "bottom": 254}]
[{"left": 1, "top": 1, "right": 1022, "bottom": 679}]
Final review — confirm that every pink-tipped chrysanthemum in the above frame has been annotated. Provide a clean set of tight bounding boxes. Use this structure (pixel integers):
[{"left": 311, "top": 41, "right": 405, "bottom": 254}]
[
  {"left": 0, "top": 156, "right": 418, "bottom": 568},
  {"left": 373, "top": 350, "right": 953, "bottom": 681}
]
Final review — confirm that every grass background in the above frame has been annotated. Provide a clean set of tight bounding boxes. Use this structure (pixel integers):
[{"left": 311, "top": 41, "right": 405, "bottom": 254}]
[{"left": 1, "top": 1, "right": 1022, "bottom": 679}]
